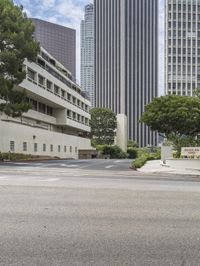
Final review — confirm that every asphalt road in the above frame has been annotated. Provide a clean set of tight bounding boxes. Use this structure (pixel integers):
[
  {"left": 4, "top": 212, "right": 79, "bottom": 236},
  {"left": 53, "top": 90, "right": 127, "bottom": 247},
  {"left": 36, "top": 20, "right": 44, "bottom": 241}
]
[{"left": 0, "top": 159, "right": 200, "bottom": 266}]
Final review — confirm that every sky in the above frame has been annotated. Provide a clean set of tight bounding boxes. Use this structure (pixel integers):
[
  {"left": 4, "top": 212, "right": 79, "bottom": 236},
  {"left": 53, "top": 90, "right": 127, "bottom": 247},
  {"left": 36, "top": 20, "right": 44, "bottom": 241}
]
[{"left": 14, "top": 0, "right": 165, "bottom": 94}]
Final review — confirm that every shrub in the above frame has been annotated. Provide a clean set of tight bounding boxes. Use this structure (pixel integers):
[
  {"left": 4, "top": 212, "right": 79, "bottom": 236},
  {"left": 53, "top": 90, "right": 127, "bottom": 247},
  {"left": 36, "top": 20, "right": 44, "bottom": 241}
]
[
  {"left": 132, "top": 155, "right": 148, "bottom": 169},
  {"left": 127, "top": 148, "right": 137, "bottom": 159},
  {"left": 102, "top": 145, "right": 127, "bottom": 159},
  {"left": 131, "top": 147, "right": 161, "bottom": 169}
]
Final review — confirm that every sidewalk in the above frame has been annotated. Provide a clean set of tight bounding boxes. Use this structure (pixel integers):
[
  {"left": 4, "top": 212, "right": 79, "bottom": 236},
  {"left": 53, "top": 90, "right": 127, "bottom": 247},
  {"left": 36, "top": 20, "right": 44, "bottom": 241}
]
[{"left": 138, "top": 160, "right": 200, "bottom": 176}]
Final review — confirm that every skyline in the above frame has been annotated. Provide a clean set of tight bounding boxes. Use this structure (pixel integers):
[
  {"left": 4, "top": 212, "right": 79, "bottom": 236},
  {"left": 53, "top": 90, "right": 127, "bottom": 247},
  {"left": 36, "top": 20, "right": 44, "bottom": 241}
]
[{"left": 14, "top": 0, "right": 165, "bottom": 94}]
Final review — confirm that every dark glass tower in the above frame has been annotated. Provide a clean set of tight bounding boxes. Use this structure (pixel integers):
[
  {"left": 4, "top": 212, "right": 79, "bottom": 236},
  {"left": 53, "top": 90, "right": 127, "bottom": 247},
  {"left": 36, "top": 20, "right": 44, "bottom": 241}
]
[
  {"left": 32, "top": 18, "right": 76, "bottom": 80},
  {"left": 94, "top": 0, "right": 158, "bottom": 147}
]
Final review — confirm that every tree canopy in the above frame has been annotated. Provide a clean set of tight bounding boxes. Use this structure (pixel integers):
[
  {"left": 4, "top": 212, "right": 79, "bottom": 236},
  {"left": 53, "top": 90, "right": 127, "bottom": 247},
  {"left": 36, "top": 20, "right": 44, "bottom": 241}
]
[
  {"left": 0, "top": 0, "right": 39, "bottom": 117},
  {"left": 140, "top": 95, "right": 200, "bottom": 137},
  {"left": 90, "top": 108, "right": 117, "bottom": 146}
]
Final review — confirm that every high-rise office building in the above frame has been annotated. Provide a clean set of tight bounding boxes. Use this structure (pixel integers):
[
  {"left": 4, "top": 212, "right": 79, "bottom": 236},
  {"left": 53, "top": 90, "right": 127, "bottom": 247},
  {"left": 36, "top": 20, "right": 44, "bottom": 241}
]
[
  {"left": 94, "top": 0, "right": 158, "bottom": 147},
  {"left": 165, "top": 0, "right": 200, "bottom": 96},
  {"left": 80, "top": 4, "right": 94, "bottom": 107},
  {"left": 32, "top": 18, "right": 76, "bottom": 80}
]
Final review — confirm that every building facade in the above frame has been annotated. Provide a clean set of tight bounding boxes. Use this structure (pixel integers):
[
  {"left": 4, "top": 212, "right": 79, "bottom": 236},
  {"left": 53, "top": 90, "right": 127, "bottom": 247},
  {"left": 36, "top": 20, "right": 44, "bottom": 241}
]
[
  {"left": 80, "top": 4, "right": 94, "bottom": 107},
  {"left": 32, "top": 18, "right": 76, "bottom": 80},
  {"left": 0, "top": 48, "right": 91, "bottom": 159},
  {"left": 94, "top": 0, "right": 158, "bottom": 147},
  {"left": 165, "top": 0, "right": 200, "bottom": 96}
]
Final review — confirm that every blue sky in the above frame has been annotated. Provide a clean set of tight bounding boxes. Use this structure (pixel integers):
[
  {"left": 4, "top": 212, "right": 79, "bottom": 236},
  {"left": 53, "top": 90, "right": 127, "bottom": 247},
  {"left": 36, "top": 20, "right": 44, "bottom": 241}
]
[{"left": 14, "top": 0, "right": 165, "bottom": 94}]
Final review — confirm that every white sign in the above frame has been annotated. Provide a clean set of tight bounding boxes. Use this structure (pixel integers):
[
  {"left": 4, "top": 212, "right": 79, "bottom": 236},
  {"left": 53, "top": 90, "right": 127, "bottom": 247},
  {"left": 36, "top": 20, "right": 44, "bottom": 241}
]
[{"left": 181, "top": 147, "right": 200, "bottom": 157}]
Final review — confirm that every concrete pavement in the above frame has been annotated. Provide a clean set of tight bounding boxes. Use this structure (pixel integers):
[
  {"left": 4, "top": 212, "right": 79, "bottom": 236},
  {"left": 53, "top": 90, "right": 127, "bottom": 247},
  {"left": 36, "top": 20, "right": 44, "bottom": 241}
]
[
  {"left": 0, "top": 160, "right": 200, "bottom": 265},
  {"left": 139, "top": 159, "right": 200, "bottom": 176}
]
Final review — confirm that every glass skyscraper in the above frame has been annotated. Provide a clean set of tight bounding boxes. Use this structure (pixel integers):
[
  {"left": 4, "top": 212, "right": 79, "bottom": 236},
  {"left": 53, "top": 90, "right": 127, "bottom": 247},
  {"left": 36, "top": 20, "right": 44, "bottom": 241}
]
[
  {"left": 32, "top": 18, "right": 76, "bottom": 80},
  {"left": 80, "top": 4, "right": 94, "bottom": 107},
  {"left": 94, "top": 0, "right": 158, "bottom": 147}
]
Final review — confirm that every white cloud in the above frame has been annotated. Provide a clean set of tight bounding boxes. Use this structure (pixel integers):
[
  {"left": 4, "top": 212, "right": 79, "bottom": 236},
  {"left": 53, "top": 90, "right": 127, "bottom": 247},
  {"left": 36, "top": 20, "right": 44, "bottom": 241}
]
[{"left": 42, "top": 0, "right": 55, "bottom": 7}]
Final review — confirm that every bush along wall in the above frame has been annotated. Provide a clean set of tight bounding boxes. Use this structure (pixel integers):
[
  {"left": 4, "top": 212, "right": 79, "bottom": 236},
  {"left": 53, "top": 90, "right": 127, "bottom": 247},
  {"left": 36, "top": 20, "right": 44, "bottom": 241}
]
[{"left": 131, "top": 147, "right": 161, "bottom": 170}]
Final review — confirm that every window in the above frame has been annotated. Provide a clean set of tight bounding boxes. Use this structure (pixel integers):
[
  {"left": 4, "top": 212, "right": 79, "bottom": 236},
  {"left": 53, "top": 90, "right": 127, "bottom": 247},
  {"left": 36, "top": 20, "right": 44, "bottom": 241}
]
[
  {"left": 50, "top": 144, "right": 53, "bottom": 152},
  {"left": 64, "top": 146, "right": 67, "bottom": 153},
  {"left": 43, "top": 144, "right": 46, "bottom": 152},
  {"left": 67, "top": 93, "right": 71, "bottom": 101},
  {"left": 67, "top": 110, "right": 71, "bottom": 118},
  {"left": 70, "top": 146, "right": 72, "bottom": 153},
  {"left": 75, "top": 147, "right": 78, "bottom": 153},
  {"left": 46, "top": 80, "right": 52, "bottom": 90},
  {"left": 72, "top": 96, "right": 76, "bottom": 105},
  {"left": 54, "top": 85, "right": 59, "bottom": 95},
  {"left": 39, "top": 103, "right": 46, "bottom": 114},
  {"left": 38, "top": 75, "right": 45, "bottom": 86},
  {"left": 58, "top": 145, "right": 61, "bottom": 152},
  {"left": 61, "top": 90, "right": 65, "bottom": 98},
  {"left": 30, "top": 99, "right": 37, "bottom": 111},
  {"left": 27, "top": 68, "right": 36, "bottom": 81},
  {"left": 23, "top": 142, "right": 27, "bottom": 152},
  {"left": 34, "top": 143, "right": 38, "bottom": 152},
  {"left": 10, "top": 141, "right": 15, "bottom": 152},
  {"left": 47, "top": 106, "right": 53, "bottom": 116}
]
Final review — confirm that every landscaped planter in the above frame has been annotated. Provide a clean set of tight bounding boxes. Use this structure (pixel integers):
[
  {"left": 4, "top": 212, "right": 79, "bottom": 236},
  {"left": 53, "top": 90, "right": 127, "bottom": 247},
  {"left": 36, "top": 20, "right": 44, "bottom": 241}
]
[{"left": 165, "top": 159, "right": 200, "bottom": 170}]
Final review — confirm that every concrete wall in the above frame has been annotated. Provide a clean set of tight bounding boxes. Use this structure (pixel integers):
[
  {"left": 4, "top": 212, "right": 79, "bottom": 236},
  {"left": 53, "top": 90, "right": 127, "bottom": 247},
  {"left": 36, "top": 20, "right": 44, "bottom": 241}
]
[
  {"left": 115, "top": 114, "right": 128, "bottom": 152},
  {"left": 0, "top": 120, "right": 91, "bottom": 159}
]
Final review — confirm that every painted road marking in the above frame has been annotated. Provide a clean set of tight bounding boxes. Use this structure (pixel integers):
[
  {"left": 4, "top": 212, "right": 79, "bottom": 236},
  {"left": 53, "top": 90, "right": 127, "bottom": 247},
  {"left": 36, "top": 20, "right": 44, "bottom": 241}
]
[
  {"left": 38, "top": 178, "right": 60, "bottom": 182},
  {"left": 0, "top": 176, "right": 8, "bottom": 180},
  {"left": 105, "top": 165, "right": 114, "bottom": 169}
]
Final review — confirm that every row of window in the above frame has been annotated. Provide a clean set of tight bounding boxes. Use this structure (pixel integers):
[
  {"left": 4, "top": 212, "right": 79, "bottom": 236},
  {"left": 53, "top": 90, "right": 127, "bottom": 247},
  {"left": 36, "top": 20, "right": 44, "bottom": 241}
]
[
  {"left": 9, "top": 141, "right": 78, "bottom": 154},
  {"left": 168, "top": 38, "right": 200, "bottom": 44},
  {"left": 25, "top": 97, "right": 89, "bottom": 126},
  {"left": 66, "top": 109, "right": 89, "bottom": 125},
  {"left": 168, "top": 48, "right": 200, "bottom": 54},
  {"left": 168, "top": 22, "right": 200, "bottom": 28},
  {"left": 168, "top": 57, "right": 200, "bottom": 63},
  {"left": 168, "top": 4, "right": 200, "bottom": 12},
  {"left": 168, "top": 31, "right": 200, "bottom": 38},
  {"left": 167, "top": 82, "right": 198, "bottom": 90},
  {"left": 26, "top": 97, "right": 54, "bottom": 116},
  {"left": 27, "top": 68, "right": 89, "bottom": 113}
]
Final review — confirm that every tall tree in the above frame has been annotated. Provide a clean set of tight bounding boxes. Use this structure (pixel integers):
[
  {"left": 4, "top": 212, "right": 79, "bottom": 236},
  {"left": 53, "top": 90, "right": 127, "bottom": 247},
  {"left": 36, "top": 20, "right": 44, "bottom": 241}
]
[
  {"left": 90, "top": 108, "right": 117, "bottom": 146},
  {"left": 0, "top": 0, "right": 39, "bottom": 117},
  {"left": 140, "top": 95, "right": 200, "bottom": 138}
]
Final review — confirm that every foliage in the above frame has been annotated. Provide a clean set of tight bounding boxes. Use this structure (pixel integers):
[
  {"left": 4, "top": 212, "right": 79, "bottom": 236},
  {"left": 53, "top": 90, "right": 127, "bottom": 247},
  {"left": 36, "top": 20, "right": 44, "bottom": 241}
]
[
  {"left": 131, "top": 147, "right": 161, "bottom": 169},
  {"left": 140, "top": 95, "right": 200, "bottom": 137},
  {"left": 127, "top": 140, "right": 139, "bottom": 148},
  {"left": 90, "top": 108, "right": 117, "bottom": 146},
  {"left": 194, "top": 88, "right": 200, "bottom": 98},
  {"left": 0, "top": 0, "right": 40, "bottom": 117},
  {"left": 102, "top": 145, "right": 127, "bottom": 159},
  {"left": 127, "top": 148, "right": 137, "bottom": 159},
  {"left": 0, "top": 152, "right": 57, "bottom": 161},
  {"left": 132, "top": 155, "right": 149, "bottom": 169},
  {"left": 168, "top": 134, "right": 200, "bottom": 158}
]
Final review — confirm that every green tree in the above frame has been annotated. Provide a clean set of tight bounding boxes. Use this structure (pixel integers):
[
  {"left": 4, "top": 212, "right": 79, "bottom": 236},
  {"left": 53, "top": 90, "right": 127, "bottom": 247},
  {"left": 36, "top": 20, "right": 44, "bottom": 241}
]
[
  {"left": 90, "top": 108, "right": 117, "bottom": 146},
  {"left": 0, "top": 0, "right": 39, "bottom": 117},
  {"left": 140, "top": 95, "right": 200, "bottom": 137},
  {"left": 140, "top": 95, "right": 200, "bottom": 156},
  {"left": 127, "top": 140, "right": 139, "bottom": 148}
]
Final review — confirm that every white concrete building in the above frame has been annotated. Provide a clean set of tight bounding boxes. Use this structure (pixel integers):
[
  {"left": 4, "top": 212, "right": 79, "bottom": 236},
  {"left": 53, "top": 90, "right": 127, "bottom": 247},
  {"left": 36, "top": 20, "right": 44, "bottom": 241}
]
[
  {"left": 80, "top": 3, "right": 94, "bottom": 107},
  {"left": 165, "top": 0, "right": 200, "bottom": 96},
  {"left": 0, "top": 48, "right": 92, "bottom": 159}
]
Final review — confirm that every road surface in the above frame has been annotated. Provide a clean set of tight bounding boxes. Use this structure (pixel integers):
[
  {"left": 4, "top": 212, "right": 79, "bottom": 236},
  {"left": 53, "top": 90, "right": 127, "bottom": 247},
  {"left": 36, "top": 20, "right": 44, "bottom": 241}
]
[{"left": 0, "top": 159, "right": 200, "bottom": 266}]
